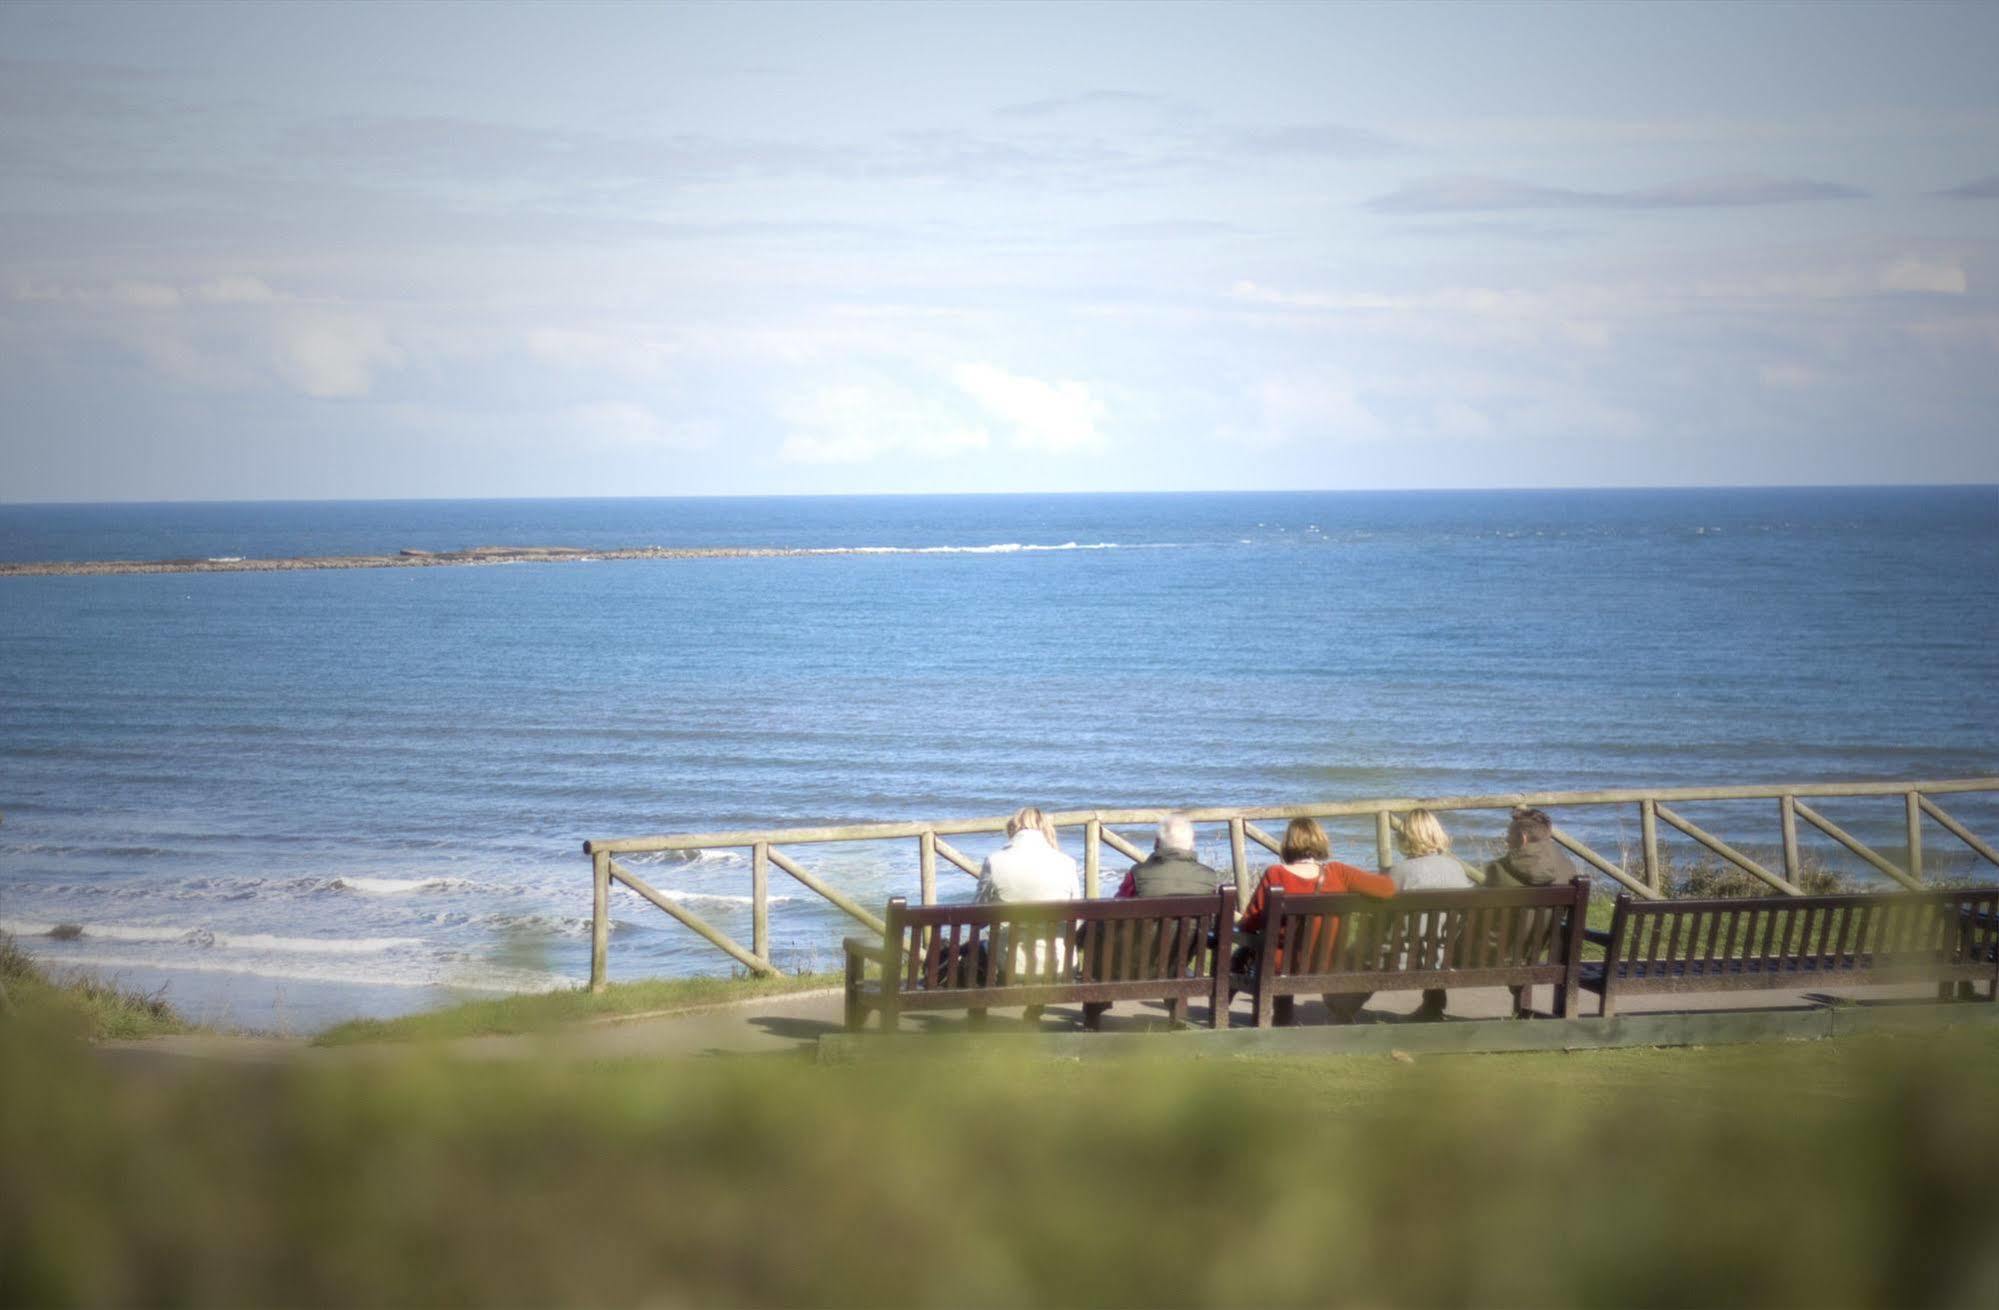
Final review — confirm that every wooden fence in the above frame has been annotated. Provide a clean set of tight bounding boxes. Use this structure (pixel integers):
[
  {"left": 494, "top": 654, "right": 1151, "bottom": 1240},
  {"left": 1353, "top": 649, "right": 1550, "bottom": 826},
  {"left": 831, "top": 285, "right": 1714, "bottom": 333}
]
[{"left": 581, "top": 777, "right": 1999, "bottom": 990}]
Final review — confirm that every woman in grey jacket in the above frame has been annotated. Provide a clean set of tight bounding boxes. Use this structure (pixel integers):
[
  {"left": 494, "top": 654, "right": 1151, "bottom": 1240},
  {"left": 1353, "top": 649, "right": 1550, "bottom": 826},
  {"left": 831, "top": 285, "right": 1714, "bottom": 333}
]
[{"left": 1384, "top": 808, "right": 1481, "bottom": 1020}]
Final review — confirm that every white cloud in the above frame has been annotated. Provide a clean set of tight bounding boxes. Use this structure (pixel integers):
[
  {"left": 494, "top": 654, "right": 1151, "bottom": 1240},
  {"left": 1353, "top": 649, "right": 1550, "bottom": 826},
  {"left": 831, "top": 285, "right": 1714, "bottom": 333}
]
[
  {"left": 949, "top": 362, "right": 1105, "bottom": 453},
  {"left": 1432, "top": 398, "right": 1497, "bottom": 440},
  {"left": 1221, "top": 376, "right": 1386, "bottom": 448},
  {"left": 273, "top": 315, "right": 402, "bottom": 399},
  {"left": 566, "top": 401, "right": 710, "bottom": 449},
  {"left": 1877, "top": 256, "right": 1967, "bottom": 295},
  {"left": 528, "top": 327, "right": 680, "bottom": 377},
  {"left": 1759, "top": 363, "right": 1820, "bottom": 391},
  {"left": 11, "top": 280, "right": 183, "bottom": 308},
  {"left": 195, "top": 276, "right": 279, "bottom": 304},
  {"left": 776, "top": 383, "right": 989, "bottom": 465}
]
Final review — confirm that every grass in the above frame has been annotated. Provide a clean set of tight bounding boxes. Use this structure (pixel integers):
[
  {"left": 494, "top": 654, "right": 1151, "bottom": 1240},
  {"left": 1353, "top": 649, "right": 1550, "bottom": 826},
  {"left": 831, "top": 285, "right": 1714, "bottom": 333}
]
[
  {"left": 5, "top": 1008, "right": 1998, "bottom": 1307},
  {"left": 313, "top": 969, "right": 841, "bottom": 1046},
  {"left": 0, "top": 933, "right": 191, "bottom": 1040}
]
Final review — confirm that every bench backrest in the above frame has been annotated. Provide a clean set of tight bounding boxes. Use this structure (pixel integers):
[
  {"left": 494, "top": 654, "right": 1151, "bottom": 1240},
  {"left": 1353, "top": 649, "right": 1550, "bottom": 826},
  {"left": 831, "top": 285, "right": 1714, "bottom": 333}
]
[
  {"left": 882, "top": 891, "right": 1235, "bottom": 994},
  {"left": 1262, "top": 878, "right": 1592, "bottom": 984},
  {"left": 1603, "top": 888, "right": 1999, "bottom": 976}
]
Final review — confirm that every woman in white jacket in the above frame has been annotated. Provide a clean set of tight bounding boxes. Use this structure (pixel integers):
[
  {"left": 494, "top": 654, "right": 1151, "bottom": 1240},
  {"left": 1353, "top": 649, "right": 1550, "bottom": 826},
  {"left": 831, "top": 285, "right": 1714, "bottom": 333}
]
[{"left": 976, "top": 806, "right": 1080, "bottom": 998}]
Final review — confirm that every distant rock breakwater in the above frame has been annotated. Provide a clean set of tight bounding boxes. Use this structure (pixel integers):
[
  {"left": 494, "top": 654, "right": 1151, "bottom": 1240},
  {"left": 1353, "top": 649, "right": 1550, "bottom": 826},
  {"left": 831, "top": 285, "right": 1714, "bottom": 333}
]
[{"left": 0, "top": 545, "right": 826, "bottom": 578}]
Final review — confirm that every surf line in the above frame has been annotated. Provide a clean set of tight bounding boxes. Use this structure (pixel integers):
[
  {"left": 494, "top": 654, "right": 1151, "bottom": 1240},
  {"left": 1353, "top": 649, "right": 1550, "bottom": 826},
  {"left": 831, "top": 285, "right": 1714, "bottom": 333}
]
[{"left": 0, "top": 542, "right": 1129, "bottom": 578}]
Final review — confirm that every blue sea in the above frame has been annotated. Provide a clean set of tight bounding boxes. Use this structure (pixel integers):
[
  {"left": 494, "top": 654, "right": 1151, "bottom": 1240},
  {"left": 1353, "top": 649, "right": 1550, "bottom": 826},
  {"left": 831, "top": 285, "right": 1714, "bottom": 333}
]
[{"left": 2, "top": 488, "right": 1995, "bottom": 1032}]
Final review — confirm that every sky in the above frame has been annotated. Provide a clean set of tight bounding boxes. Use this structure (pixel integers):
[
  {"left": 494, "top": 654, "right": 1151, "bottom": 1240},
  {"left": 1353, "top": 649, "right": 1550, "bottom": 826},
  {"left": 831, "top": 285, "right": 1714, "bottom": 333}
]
[{"left": 2, "top": 0, "right": 1996, "bottom": 502}]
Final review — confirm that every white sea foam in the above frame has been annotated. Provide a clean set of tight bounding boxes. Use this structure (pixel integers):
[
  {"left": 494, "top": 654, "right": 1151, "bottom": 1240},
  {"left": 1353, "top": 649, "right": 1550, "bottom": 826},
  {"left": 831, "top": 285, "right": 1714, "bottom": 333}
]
[
  {"left": 626, "top": 847, "right": 748, "bottom": 869},
  {"left": 331, "top": 875, "right": 480, "bottom": 895},
  {"left": 2, "top": 917, "right": 421, "bottom": 954},
  {"left": 31, "top": 949, "right": 572, "bottom": 994},
  {"left": 663, "top": 891, "right": 798, "bottom": 909},
  {"left": 216, "top": 932, "right": 424, "bottom": 955}
]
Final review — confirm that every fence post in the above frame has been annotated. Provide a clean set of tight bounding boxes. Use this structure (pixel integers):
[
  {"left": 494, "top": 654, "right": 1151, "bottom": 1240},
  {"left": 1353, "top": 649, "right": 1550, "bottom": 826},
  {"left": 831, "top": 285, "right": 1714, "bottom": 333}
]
[
  {"left": 1375, "top": 810, "right": 1393, "bottom": 870},
  {"left": 1907, "top": 792, "right": 1924, "bottom": 885},
  {"left": 1781, "top": 795, "right": 1800, "bottom": 886},
  {"left": 1641, "top": 800, "right": 1662, "bottom": 895},
  {"left": 919, "top": 830, "right": 937, "bottom": 905},
  {"left": 1230, "top": 817, "right": 1250, "bottom": 903},
  {"left": 590, "top": 848, "right": 610, "bottom": 993},
  {"left": 751, "top": 840, "right": 770, "bottom": 964},
  {"left": 1084, "top": 818, "right": 1101, "bottom": 898}
]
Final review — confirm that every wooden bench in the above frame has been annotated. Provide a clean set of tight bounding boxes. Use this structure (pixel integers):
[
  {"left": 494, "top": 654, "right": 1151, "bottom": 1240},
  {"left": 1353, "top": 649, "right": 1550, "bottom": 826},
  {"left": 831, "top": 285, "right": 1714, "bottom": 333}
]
[
  {"left": 1582, "top": 888, "right": 1999, "bottom": 1017},
  {"left": 1235, "top": 879, "right": 1594, "bottom": 1028},
  {"left": 843, "top": 890, "right": 1238, "bottom": 1032}
]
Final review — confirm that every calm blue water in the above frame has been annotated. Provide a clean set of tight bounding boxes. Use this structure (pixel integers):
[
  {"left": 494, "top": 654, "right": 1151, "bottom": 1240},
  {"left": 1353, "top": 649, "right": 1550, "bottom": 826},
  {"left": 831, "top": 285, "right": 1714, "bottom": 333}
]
[{"left": 2, "top": 489, "right": 1995, "bottom": 1031}]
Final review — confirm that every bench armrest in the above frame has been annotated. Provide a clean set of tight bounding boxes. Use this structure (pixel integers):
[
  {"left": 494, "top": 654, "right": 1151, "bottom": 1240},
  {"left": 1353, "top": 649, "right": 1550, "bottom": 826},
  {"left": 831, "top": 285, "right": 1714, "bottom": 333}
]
[{"left": 842, "top": 937, "right": 885, "bottom": 963}]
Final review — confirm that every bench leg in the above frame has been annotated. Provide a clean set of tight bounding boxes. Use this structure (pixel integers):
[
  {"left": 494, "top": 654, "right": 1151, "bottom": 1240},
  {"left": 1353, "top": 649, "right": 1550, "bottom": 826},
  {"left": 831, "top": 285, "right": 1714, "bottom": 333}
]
[
  {"left": 1273, "top": 995, "right": 1296, "bottom": 1027},
  {"left": 1552, "top": 982, "right": 1571, "bottom": 1020},
  {"left": 967, "top": 1008, "right": 988, "bottom": 1028},
  {"left": 1253, "top": 982, "right": 1274, "bottom": 1029},
  {"left": 880, "top": 1004, "right": 899, "bottom": 1034},
  {"left": 1510, "top": 985, "right": 1532, "bottom": 1018},
  {"left": 1939, "top": 982, "right": 1954, "bottom": 1002},
  {"left": 1599, "top": 990, "right": 1618, "bottom": 1019},
  {"left": 1166, "top": 996, "right": 1188, "bottom": 1027},
  {"left": 1023, "top": 1005, "right": 1046, "bottom": 1024},
  {"left": 1082, "top": 1002, "right": 1110, "bottom": 1031},
  {"left": 843, "top": 956, "right": 864, "bottom": 1032},
  {"left": 1322, "top": 993, "right": 1367, "bottom": 1025}
]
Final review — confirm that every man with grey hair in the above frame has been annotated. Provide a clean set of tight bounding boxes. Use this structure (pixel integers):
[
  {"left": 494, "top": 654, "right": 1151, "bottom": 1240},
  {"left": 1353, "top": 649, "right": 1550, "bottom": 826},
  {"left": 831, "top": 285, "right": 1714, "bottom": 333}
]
[{"left": 1113, "top": 814, "right": 1224, "bottom": 898}]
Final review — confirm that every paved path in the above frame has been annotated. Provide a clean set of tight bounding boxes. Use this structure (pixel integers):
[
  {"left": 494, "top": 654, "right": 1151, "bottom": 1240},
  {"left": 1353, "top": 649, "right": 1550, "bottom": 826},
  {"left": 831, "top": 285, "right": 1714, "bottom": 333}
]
[{"left": 95, "top": 980, "right": 1965, "bottom": 1071}]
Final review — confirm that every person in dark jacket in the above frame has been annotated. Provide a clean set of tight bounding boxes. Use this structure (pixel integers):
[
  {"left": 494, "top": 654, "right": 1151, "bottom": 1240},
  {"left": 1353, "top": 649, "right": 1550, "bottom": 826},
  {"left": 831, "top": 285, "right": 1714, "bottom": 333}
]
[
  {"left": 1483, "top": 806, "right": 1581, "bottom": 1015},
  {"left": 1113, "top": 815, "right": 1223, "bottom": 898},
  {"left": 1482, "top": 806, "right": 1579, "bottom": 888}
]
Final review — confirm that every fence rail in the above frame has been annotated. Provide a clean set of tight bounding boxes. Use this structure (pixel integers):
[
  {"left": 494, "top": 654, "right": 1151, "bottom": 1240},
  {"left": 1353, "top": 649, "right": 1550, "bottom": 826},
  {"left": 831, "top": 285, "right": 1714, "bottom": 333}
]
[{"left": 581, "top": 777, "right": 1999, "bottom": 990}]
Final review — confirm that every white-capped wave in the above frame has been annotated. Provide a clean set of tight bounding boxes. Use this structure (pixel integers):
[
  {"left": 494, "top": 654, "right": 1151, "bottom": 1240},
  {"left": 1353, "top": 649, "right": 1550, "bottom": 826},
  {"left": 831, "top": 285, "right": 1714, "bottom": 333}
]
[
  {"left": 678, "top": 891, "right": 797, "bottom": 908},
  {"left": 31, "top": 949, "right": 569, "bottom": 994},
  {"left": 331, "top": 875, "right": 480, "bottom": 895},
  {"left": 219, "top": 932, "right": 424, "bottom": 955},
  {"left": 623, "top": 852, "right": 751, "bottom": 872},
  {"left": 3, "top": 917, "right": 419, "bottom": 954}
]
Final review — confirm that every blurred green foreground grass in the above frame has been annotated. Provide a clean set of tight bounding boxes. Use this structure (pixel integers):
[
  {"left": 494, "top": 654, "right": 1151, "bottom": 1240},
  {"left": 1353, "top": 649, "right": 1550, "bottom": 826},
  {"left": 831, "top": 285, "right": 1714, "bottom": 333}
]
[{"left": 6, "top": 1004, "right": 1998, "bottom": 1308}]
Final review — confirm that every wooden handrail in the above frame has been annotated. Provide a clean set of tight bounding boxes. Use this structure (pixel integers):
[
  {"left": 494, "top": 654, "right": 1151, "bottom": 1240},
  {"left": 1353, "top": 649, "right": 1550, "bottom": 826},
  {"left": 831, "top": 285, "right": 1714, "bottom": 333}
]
[
  {"left": 582, "top": 777, "right": 1999, "bottom": 992},
  {"left": 583, "top": 777, "right": 1999, "bottom": 854}
]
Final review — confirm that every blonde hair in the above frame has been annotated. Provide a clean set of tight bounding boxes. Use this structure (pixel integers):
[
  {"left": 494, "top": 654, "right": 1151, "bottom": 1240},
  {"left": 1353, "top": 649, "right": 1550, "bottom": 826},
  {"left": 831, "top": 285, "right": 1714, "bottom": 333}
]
[
  {"left": 1007, "top": 806, "right": 1059, "bottom": 845},
  {"left": 1280, "top": 817, "right": 1330, "bottom": 864},
  {"left": 1395, "top": 808, "right": 1453, "bottom": 858}
]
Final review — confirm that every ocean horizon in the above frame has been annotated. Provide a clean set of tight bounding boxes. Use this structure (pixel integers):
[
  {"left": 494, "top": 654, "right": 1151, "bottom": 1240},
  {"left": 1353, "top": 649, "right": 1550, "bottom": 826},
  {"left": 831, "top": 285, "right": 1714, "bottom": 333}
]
[{"left": 3, "top": 486, "right": 1995, "bottom": 1032}]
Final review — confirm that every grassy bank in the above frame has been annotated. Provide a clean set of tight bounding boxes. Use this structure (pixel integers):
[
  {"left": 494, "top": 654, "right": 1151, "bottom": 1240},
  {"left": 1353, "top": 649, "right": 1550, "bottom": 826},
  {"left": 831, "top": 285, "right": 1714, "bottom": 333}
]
[
  {"left": 314, "top": 970, "right": 840, "bottom": 1046},
  {"left": 6, "top": 1007, "right": 1998, "bottom": 1306},
  {"left": 0, "top": 934, "right": 191, "bottom": 1041}
]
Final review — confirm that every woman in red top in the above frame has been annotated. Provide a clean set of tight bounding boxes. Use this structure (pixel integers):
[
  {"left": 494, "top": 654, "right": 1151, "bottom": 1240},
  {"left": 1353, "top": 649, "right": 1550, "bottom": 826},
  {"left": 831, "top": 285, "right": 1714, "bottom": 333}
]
[{"left": 1235, "top": 817, "right": 1396, "bottom": 1021}]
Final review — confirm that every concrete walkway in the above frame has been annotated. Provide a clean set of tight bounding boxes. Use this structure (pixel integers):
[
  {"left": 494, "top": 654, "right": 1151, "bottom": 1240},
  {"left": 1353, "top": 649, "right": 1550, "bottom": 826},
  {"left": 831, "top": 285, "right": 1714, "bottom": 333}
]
[{"left": 93, "top": 980, "right": 1987, "bottom": 1072}]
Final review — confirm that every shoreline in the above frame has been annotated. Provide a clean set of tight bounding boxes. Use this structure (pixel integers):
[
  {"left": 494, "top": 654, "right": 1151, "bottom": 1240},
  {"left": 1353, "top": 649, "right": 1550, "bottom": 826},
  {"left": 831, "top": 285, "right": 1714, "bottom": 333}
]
[{"left": 0, "top": 544, "right": 833, "bottom": 577}]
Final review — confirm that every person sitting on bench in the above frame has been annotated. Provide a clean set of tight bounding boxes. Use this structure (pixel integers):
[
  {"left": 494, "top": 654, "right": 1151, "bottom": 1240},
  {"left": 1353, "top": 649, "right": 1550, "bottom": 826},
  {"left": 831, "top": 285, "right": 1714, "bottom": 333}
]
[
  {"left": 976, "top": 806, "right": 1080, "bottom": 1018},
  {"left": 1386, "top": 807, "right": 1481, "bottom": 1021},
  {"left": 1482, "top": 806, "right": 1582, "bottom": 1015},
  {"left": 1482, "top": 807, "right": 1577, "bottom": 889},
  {"left": 1235, "top": 817, "right": 1396, "bottom": 1022},
  {"left": 1114, "top": 814, "right": 1224, "bottom": 898}
]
